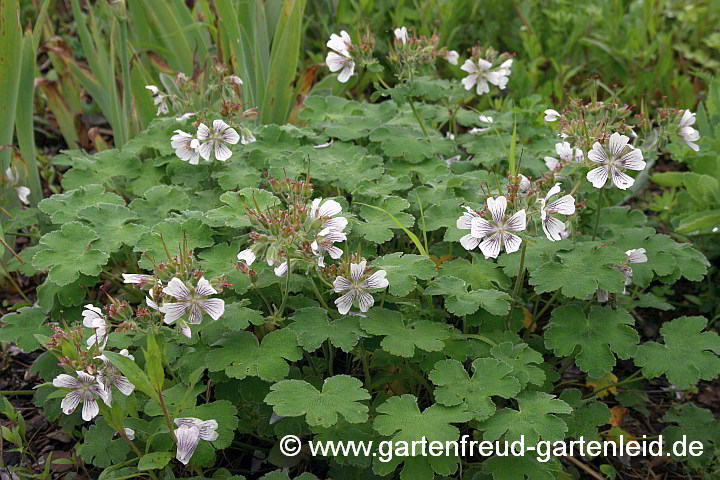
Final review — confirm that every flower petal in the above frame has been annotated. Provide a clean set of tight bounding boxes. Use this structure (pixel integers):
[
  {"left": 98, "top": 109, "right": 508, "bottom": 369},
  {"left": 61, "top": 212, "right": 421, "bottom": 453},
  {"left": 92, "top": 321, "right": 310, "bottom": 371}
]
[
  {"left": 459, "top": 233, "right": 480, "bottom": 251},
  {"left": 335, "top": 291, "right": 355, "bottom": 315},
  {"left": 237, "top": 249, "right": 256, "bottom": 265},
  {"left": 586, "top": 166, "right": 609, "bottom": 189},
  {"left": 53, "top": 374, "right": 79, "bottom": 389},
  {"left": 486, "top": 196, "right": 507, "bottom": 223},
  {"left": 317, "top": 199, "right": 342, "bottom": 218},
  {"left": 122, "top": 274, "right": 154, "bottom": 284},
  {"left": 547, "top": 194, "right": 576, "bottom": 215},
  {"left": 337, "top": 63, "right": 355, "bottom": 83},
  {"left": 460, "top": 59, "right": 477, "bottom": 73},
  {"left": 470, "top": 217, "right": 494, "bottom": 238},
  {"left": 82, "top": 396, "right": 100, "bottom": 421},
  {"left": 363, "top": 270, "right": 389, "bottom": 289},
  {"left": 350, "top": 261, "right": 366, "bottom": 282},
  {"left": 196, "top": 123, "right": 210, "bottom": 140},
  {"left": 333, "top": 276, "right": 352, "bottom": 293},
  {"left": 617, "top": 148, "right": 645, "bottom": 171},
  {"left": 114, "top": 376, "right": 136, "bottom": 396},
  {"left": 357, "top": 292, "right": 374, "bottom": 313},
  {"left": 198, "top": 298, "right": 225, "bottom": 320},
  {"left": 187, "top": 303, "right": 204, "bottom": 324},
  {"left": 214, "top": 141, "right": 233, "bottom": 161},
  {"left": 608, "top": 132, "right": 629, "bottom": 158},
  {"left": 505, "top": 209, "right": 526, "bottom": 232},
  {"left": 220, "top": 126, "right": 240, "bottom": 145},
  {"left": 195, "top": 277, "right": 218, "bottom": 297},
  {"left": 587, "top": 142, "right": 608, "bottom": 164},
  {"left": 543, "top": 216, "right": 566, "bottom": 242},
  {"left": 61, "top": 390, "right": 82, "bottom": 415},
  {"left": 164, "top": 278, "right": 191, "bottom": 300},
  {"left": 610, "top": 167, "right": 634, "bottom": 190},
  {"left": 479, "top": 233, "right": 502, "bottom": 259},
  {"left": 626, "top": 248, "right": 647, "bottom": 264},
  {"left": 159, "top": 302, "right": 190, "bottom": 325},
  {"left": 175, "top": 425, "right": 201, "bottom": 465},
  {"left": 502, "top": 232, "right": 523, "bottom": 254}
]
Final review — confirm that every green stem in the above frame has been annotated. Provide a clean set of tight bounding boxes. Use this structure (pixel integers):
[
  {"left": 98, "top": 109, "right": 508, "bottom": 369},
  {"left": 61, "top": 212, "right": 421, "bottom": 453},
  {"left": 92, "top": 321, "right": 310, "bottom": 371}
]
[
  {"left": 0, "top": 259, "right": 31, "bottom": 304},
  {"left": 584, "top": 370, "right": 644, "bottom": 399},
  {"left": 0, "top": 390, "right": 35, "bottom": 395},
  {"left": 534, "top": 290, "right": 561, "bottom": 325},
  {"left": 505, "top": 241, "right": 527, "bottom": 330},
  {"left": 591, "top": 187, "right": 605, "bottom": 240},
  {"left": 277, "top": 259, "right": 292, "bottom": 318},
  {"left": 361, "top": 353, "right": 372, "bottom": 390},
  {"left": 310, "top": 277, "right": 330, "bottom": 310},
  {"left": 464, "top": 334, "right": 497, "bottom": 347},
  {"left": 408, "top": 98, "right": 429, "bottom": 138},
  {"left": 158, "top": 391, "right": 177, "bottom": 443}
]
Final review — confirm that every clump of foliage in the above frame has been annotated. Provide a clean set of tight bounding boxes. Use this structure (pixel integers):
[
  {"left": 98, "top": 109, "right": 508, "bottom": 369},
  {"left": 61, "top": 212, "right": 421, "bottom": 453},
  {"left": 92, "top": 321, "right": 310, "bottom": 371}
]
[{"left": 2, "top": 14, "right": 720, "bottom": 480}]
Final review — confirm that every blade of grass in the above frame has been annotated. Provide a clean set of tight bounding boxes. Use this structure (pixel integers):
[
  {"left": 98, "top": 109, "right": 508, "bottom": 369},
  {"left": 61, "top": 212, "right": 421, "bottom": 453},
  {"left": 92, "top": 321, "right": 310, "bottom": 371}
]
[
  {"left": 508, "top": 118, "right": 517, "bottom": 177},
  {"left": 261, "top": 0, "right": 306, "bottom": 124},
  {"left": 0, "top": 0, "right": 21, "bottom": 174},
  {"left": 215, "top": 0, "right": 253, "bottom": 104},
  {"left": 15, "top": 33, "right": 42, "bottom": 204},
  {"left": 356, "top": 203, "right": 428, "bottom": 256}
]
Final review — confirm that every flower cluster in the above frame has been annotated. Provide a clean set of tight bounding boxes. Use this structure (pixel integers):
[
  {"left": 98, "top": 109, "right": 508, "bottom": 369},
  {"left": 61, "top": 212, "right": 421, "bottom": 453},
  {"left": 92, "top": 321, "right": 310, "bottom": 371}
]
[{"left": 236, "top": 178, "right": 348, "bottom": 278}]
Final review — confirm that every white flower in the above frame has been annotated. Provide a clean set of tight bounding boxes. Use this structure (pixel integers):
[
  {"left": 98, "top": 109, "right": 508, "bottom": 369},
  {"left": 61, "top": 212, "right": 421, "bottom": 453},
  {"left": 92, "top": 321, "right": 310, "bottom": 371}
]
[
  {"left": 122, "top": 273, "right": 156, "bottom": 285},
  {"left": 544, "top": 109, "right": 562, "bottom": 122},
  {"left": 146, "top": 85, "right": 169, "bottom": 115},
  {"left": 176, "top": 112, "right": 195, "bottom": 121},
  {"left": 333, "top": 261, "right": 389, "bottom": 315},
  {"left": 236, "top": 248, "right": 256, "bottom": 266},
  {"left": 460, "top": 58, "right": 511, "bottom": 95},
  {"left": 83, "top": 304, "right": 109, "bottom": 351},
  {"left": 96, "top": 349, "right": 136, "bottom": 401},
  {"left": 53, "top": 371, "right": 110, "bottom": 421},
  {"left": 469, "top": 196, "right": 526, "bottom": 259},
  {"left": 445, "top": 50, "right": 459, "bottom": 65},
  {"left": 478, "top": 115, "right": 494, "bottom": 124},
  {"left": 596, "top": 247, "right": 648, "bottom": 302},
  {"left": 327, "top": 30, "right": 352, "bottom": 54},
  {"left": 177, "top": 73, "right": 189, "bottom": 82},
  {"left": 586, "top": 132, "right": 646, "bottom": 190},
  {"left": 226, "top": 75, "right": 243, "bottom": 85},
  {"left": 124, "top": 427, "right": 135, "bottom": 440},
  {"left": 241, "top": 127, "right": 256, "bottom": 145},
  {"left": 678, "top": 109, "right": 700, "bottom": 151},
  {"left": 313, "top": 139, "right": 333, "bottom": 149},
  {"left": 159, "top": 277, "right": 225, "bottom": 337},
  {"left": 326, "top": 31, "right": 355, "bottom": 83},
  {"left": 540, "top": 183, "right": 576, "bottom": 241},
  {"left": 310, "top": 198, "right": 348, "bottom": 234},
  {"left": 457, "top": 206, "right": 483, "bottom": 251},
  {"left": 312, "top": 230, "right": 346, "bottom": 267},
  {"left": 197, "top": 120, "right": 240, "bottom": 161},
  {"left": 622, "top": 248, "right": 648, "bottom": 287},
  {"left": 5, "top": 167, "right": 30, "bottom": 205},
  {"left": 544, "top": 142, "right": 583, "bottom": 171},
  {"left": 174, "top": 418, "right": 219, "bottom": 465},
  {"left": 171, "top": 130, "right": 201, "bottom": 165},
  {"left": 393, "top": 26, "right": 408, "bottom": 44},
  {"left": 273, "top": 261, "right": 289, "bottom": 277}
]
